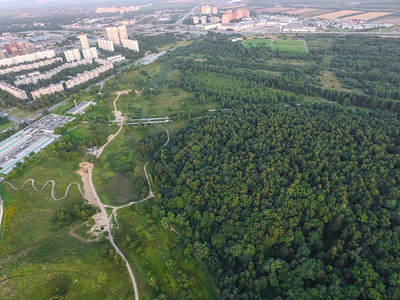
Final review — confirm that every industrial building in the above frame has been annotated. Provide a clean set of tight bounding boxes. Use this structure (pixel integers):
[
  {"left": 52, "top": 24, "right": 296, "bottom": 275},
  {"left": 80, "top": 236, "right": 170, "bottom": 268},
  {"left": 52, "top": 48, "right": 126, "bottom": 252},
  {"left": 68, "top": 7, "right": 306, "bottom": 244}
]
[
  {"left": 67, "top": 100, "right": 97, "bottom": 115},
  {"left": 0, "top": 114, "right": 75, "bottom": 175}
]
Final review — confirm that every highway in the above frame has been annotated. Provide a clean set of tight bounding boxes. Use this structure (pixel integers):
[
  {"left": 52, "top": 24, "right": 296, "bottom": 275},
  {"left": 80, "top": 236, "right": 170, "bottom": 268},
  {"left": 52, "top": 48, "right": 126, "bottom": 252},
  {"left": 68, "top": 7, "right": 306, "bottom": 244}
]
[
  {"left": 0, "top": 193, "right": 2, "bottom": 231},
  {"left": 176, "top": 5, "right": 199, "bottom": 25}
]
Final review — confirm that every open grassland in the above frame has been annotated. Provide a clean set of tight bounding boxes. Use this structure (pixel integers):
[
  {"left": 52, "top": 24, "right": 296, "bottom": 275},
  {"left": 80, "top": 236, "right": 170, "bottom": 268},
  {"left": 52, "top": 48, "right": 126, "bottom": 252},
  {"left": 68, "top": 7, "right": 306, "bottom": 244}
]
[
  {"left": 0, "top": 179, "right": 132, "bottom": 299},
  {"left": 244, "top": 38, "right": 306, "bottom": 53},
  {"left": 302, "top": 9, "right": 335, "bottom": 17},
  {"left": 314, "top": 10, "right": 361, "bottom": 19}
]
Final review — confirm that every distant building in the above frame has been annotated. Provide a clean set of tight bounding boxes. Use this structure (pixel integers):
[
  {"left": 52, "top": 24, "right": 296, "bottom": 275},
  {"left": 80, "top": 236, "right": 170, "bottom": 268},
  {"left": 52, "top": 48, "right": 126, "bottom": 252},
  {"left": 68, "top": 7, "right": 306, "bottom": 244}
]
[
  {"left": 192, "top": 16, "right": 199, "bottom": 24},
  {"left": 67, "top": 100, "right": 97, "bottom": 115},
  {"left": 0, "top": 57, "right": 62, "bottom": 76},
  {"left": 118, "top": 25, "right": 128, "bottom": 40},
  {"left": 0, "top": 81, "right": 28, "bottom": 99},
  {"left": 222, "top": 8, "right": 250, "bottom": 25},
  {"left": 121, "top": 39, "right": 139, "bottom": 52},
  {"left": 106, "top": 27, "right": 120, "bottom": 45},
  {"left": 82, "top": 47, "right": 98, "bottom": 60},
  {"left": 64, "top": 49, "right": 81, "bottom": 62},
  {"left": 0, "top": 49, "right": 8, "bottom": 59},
  {"left": 97, "top": 39, "right": 114, "bottom": 52},
  {"left": 64, "top": 60, "right": 113, "bottom": 89},
  {"left": 209, "top": 16, "right": 220, "bottom": 23},
  {"left": 4, "top": 41, "right": 35, "bottom": 56},
  {"left": 200, "top": 16, "right": 207, "bottom": 24},
  {"left": 0, "top": 50, "right": 55, "bottom": 67},
  {"left": 201, "top": 5, "right": 212, "bottom": 15},
  {"left": 107, "top": 55, "right": 125, "bottom": 63},
  {"left": 78, "top": 33, "right": 90, "bottom": 49},
  {"left": 211, "top": 6, "right": 218, "bottom": 14}
]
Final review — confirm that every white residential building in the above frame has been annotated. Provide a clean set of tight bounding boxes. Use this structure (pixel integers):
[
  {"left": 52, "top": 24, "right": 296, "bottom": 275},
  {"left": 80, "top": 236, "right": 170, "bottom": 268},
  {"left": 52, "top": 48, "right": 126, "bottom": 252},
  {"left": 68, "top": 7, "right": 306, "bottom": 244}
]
[
  {"left": 97, "top": 39, "right": 114, "bottom": 52},
  {"left": 78, "top": 33, "right": 90, "bottom": 49},
  {"left": 0, "top": 50, "right": 56, "bottom": 67},
  {"left": 30, "top": 83, "right": 64, "bottom": 99},
  {"left": 0, "top": 81, "right": 28, "bottom": 99},
  {"left": 82, "top": 47, "right": 98, "bottom": 60},
  {"left": 106, "top": 27, "right": 120, "bottom": 45},
  {"left": 64, "top": 49, "right": 81, "bottom": 62},
  {"left": 121, "top": 39, "right": 139, "bottom": 52},
  {"left": 118, "top": 25, "right": 128, "bottom": 40}
]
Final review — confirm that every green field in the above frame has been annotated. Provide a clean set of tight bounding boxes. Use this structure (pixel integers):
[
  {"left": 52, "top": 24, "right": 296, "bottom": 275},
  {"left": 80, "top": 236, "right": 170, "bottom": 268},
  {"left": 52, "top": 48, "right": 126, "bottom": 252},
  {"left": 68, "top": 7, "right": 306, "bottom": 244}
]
[{"left": 243, "top": 38, "right": 307, "bottom": 53}]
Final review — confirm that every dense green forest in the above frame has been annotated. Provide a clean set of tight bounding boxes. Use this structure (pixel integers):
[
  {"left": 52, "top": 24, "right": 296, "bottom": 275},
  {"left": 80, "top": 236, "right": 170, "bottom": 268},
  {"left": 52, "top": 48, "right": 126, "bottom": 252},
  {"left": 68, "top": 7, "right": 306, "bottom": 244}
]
[{"left": 152, "top": 34, "right": 400, "bottom": 299}]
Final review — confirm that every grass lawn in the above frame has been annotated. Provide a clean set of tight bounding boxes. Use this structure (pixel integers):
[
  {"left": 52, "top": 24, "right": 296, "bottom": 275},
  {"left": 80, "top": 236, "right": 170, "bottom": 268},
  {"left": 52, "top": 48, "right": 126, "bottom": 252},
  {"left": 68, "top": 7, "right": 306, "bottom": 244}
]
[{"left": 243, "top": 38, "right": 306, "bottom": 53}]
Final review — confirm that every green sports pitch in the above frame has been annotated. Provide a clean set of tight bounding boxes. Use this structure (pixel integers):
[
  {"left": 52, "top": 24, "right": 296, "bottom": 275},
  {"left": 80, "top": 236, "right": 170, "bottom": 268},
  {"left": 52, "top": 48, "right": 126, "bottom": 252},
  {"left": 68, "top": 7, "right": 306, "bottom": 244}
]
[{"left": 243, "top": 39, "right": 307, "bottom": 53}]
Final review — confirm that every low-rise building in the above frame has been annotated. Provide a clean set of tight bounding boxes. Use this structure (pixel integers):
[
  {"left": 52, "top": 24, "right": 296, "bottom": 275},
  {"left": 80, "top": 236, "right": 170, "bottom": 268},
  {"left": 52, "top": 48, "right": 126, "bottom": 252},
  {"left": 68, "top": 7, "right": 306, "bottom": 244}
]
[
  {"left": 0, "top": 50, "right": 56, "bottom": 67},
  {"left": 0, "top": 81, "right": 28, "bottom": 99},
  {"left": 31, "top": 83, "right": 64, "bottom": 99}
]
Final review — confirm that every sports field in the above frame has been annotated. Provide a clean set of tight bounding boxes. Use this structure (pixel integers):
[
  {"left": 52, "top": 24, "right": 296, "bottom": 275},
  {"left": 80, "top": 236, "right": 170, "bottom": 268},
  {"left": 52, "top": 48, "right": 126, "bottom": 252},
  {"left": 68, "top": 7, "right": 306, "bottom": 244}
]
[{"left": 243, "top": 39, "right": 307, "bottom": 53}]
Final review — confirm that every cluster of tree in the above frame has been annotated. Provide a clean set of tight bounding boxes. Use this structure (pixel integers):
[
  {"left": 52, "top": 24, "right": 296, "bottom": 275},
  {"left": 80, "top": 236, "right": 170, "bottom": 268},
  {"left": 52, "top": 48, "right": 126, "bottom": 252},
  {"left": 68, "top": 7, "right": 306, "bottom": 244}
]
[
  {"left": 161, "top": 33, "right": 400, "bottom": 115},
  {"left": 155, "top": 104, "right": 400, "bottom": 299},
  {"left": 149, "top": 33, "right": 400, "bottom": 299},
  {"left": 51, "top": 202, "right": 96, "bottom": 227}
]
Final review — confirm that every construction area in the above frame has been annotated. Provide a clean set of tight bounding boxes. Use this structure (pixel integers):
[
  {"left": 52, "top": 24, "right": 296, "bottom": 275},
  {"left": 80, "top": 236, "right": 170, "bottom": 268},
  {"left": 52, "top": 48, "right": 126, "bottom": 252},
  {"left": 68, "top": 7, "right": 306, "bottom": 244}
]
[{"left": 0, "top": 114, "right": 74, "bottom": 175}]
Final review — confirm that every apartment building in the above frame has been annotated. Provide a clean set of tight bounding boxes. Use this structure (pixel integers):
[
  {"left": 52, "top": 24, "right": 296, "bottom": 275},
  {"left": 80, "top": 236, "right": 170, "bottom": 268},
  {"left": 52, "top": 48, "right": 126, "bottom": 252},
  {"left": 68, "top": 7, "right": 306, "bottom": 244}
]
[
  {"left": 82, "top": 47, "right": 98, "bottom": 60},
  {"left": 106, "top": 27, "right": 120, "bottom": 45},
  {"left": 121, "top": 39, "right": 139, "bottom": 52},
  {"left": 0, "top": 81, "right": 28, "bottom": 99},
  {"left": 64, "top": 49, "right": 81, "bottom": 62},
  {"left": 0, "top": 57, "right": 62, "bottom": 76},
  {"left": 118, "top": 25, "right": 128, "bottom": 40},
  {"left": 78, "top": 33, "right": 90, "bottom": 49},
  {"left": 65, "top": 61, "right": 113, "bottom": 89},
  {"left": 97, "top": 39, "right": 115, "bottom": 52},
  {"left": 0, "top": 50, "right": 56, "bottom": 67},
  {"left": 31, "top": 83, "right": 64, "bottom": 99}
]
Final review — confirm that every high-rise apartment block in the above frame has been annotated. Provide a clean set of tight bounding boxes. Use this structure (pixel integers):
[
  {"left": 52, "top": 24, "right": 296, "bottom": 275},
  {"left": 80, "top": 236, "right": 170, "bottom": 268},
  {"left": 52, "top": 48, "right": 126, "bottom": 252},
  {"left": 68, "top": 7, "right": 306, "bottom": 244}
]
[
  {"left": 78, "top": 33, "right": 90, "bottom": 49},
  {"left": 221, "top": 9, "right": 250, "bottom": 25},
  {"left": 121, "top": 39, "right": 139, "bottom": 52},
  {"left": 211, "top": 7, "right": 218, "bottom": 14},
  {"left": 201, "top": 5, "right": 212, "bottom": 15},
  {"left": 97, "top": 39, "right": 115, "bottom": 52},
  {"left": 64, "top": 49, "right": 81, "bottom": 62},
  {"left": 106, "top": 27, "right": 120, "bottom": 45},
  {"left": 118, "top": 26, "right": 128, "bottom": 40},
  {"left": 200, "top": 16, "right": 207, "bottom": 24},
  {"left": 82, "top": 47, "right": 98, "bottom": 60},
  {"left": 4, "top": 42, "right": 35, "bottom": 56},
  {"left": 192, "top": 16, "right": 199, "bottom": 24}
]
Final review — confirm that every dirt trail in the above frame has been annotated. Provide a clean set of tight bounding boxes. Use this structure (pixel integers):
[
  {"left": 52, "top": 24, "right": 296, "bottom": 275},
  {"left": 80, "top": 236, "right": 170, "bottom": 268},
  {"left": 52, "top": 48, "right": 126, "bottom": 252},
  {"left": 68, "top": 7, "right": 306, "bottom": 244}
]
[
  {"left": 5, "top": 179, "right": 84, "bottom": 201},
  {"left": 96, "top": 90, "right": 131, "bottom": 159},
  {"left": 69, "top": 222, "right": 99, "bottom": 243}
]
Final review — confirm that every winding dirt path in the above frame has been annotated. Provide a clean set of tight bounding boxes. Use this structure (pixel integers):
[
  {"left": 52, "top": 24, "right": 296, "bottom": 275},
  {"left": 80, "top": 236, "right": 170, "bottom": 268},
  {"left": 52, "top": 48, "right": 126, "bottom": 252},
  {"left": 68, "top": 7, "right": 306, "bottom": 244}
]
[
  {"left": 69, "top": 222, "right": 99, "bottom": 243},
  {"left": 5, "top": 179, "right": 84, "bottom": 201},
  {"left": 96, "top": 90, "right": 131, "bottom": 159}
]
